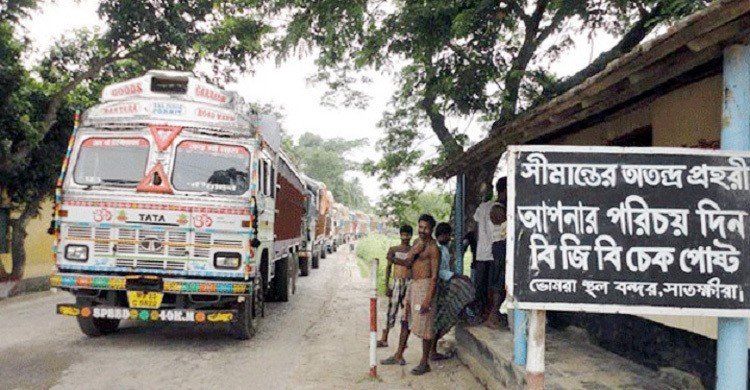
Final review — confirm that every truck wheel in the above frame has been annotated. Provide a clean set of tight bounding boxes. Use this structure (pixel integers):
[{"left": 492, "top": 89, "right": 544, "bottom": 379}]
[
  {"left": 75, "top": 297, "right": 120, "bottom": 337},
  {"left": 269, "top": 256, "right": 289, "bottom": 302},
  {"left": 311, "top": 253, "right": 319, "bottom": 269},
  {"left": 229, "top": 298, "right": 257, "bottom": 340},
  {"left": 300, "top": 255, "right": 310, "bottom": 276},
  {"left": 321, "top": 248, "right": 327, "bottom": 259}
]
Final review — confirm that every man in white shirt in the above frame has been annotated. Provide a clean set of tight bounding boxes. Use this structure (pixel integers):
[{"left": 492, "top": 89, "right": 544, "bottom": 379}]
[{"left": 472, "top": 178, "right": 507, "bottom": 328}]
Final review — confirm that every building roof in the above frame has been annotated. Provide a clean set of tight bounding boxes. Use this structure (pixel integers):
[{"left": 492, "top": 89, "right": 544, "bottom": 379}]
[{"left": 432, "top": 0, "right": 750, "bottom": 179}]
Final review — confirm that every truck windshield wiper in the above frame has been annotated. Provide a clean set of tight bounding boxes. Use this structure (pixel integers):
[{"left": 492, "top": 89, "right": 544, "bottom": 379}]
[{"left": 99, "top": 179, "right": 140, "bottom": 186}]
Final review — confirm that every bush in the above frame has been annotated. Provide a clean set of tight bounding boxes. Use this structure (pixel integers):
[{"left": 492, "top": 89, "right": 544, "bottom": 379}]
[{"left": 355, "top": 233, "right": 399, "bottom": 296}]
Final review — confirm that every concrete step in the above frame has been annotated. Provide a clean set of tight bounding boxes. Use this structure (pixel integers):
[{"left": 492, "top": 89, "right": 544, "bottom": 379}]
[{"left": 455, "top": 324, "right": 699, "bottom": 389}]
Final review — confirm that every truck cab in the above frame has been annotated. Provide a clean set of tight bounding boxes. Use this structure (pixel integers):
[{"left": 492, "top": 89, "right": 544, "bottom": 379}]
[{"left": 50, "top": 70, "right": 295, "bottom": 339}]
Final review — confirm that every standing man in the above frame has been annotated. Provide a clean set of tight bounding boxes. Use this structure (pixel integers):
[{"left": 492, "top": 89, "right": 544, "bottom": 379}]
[
  {"left": 487, "top": 179, "right": 508, "bottom": 328},
  {"left": 377, "top": 224, "right": 413, "bottom": 348},
  {"left": 473, "top": 178, "right": 507, "bottom": 328},
  {"left": 381, "top": 214, "right": 440, "bottom": 375},
  {"left": 430, "top": 222, "right": 475, "bottom": 361}
]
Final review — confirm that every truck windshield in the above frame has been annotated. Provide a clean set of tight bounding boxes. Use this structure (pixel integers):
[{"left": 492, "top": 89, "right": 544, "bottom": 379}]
[
  {"left": 73, "top": 138, "right": 149, "bottom": 187},
  {"left": 172, "top": 140, "right": 250, "bottom": 195}
]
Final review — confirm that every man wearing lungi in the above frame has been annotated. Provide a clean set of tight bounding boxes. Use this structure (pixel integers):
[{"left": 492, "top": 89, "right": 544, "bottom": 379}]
[
  {"left": 431, "top": 222, "right": 476, "bottom": 361},
  {"left": 377, "top": 224, "right": 413, "bottom": 348},
  {"left": 381, "top": 214, "right": 440, "bottom": 375}
]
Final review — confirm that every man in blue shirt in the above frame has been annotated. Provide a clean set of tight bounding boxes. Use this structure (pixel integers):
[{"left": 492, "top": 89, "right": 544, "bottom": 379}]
[{"left": 431, "top": 222, "right": 475, "bottom": 361}]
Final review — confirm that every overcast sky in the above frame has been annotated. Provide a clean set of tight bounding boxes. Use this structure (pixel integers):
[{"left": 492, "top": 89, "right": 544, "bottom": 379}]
[{"left": 23, "top": 0, "right": 621, "bottom": 205}]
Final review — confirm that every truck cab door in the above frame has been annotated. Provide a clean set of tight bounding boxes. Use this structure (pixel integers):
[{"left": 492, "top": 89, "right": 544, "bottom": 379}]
[{"left": 256, "top": 152, "right": 276, "bottom": 243}]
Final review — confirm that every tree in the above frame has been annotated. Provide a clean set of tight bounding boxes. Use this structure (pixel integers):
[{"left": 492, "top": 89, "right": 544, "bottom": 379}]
[
  {"left": 283, "top": 132, "right": 371, "bottom": 211},
  {"left": 379, "top": 190, "right": 452, "bottom": 229},
  {"left": 0, "top": 0, "right": 272, "bottom": 282},
  {"left": 265, "top": 0, "right": 710, "bottom": 229}
]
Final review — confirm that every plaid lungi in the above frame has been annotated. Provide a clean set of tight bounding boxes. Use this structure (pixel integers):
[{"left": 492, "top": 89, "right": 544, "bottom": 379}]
[{"left": 433, "top": 276, "right": 476, "bottom": 339}]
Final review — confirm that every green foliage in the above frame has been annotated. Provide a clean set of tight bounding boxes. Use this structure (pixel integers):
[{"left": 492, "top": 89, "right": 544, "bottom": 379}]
[
  {"left": 378, "top": 190, "right": 452, "bottom": 229},
  {"left": 283, "top": 132, "right": 371, "bottom": 210},
  {"left": 266, "top": 0, "right": 710, "bottom": 216},
  {"left": 355, "top": 233, "right": 399, "bottom": 296}
]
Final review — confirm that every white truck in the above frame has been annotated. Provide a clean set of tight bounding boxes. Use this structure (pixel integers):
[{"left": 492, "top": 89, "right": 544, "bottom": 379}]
[{"left": 50, "top": 70, "right": 304, "bottom": 339}]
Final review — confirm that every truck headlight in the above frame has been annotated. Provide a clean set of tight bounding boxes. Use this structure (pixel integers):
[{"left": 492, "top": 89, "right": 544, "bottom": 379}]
[
  {"left": 214, "top": 252, "right": 241, "bottom": 269},
  {"left": 65, "top": 245, "right": 89, "bottom": 262}
]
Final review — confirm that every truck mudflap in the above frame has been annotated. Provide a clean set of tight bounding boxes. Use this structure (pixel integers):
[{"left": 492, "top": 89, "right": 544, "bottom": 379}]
[
  {"left": 56, "top": 304, "right": 237, "bottom": 323},
  {"left": 50, "top": 273, "right": 251, "bottom": 295}
]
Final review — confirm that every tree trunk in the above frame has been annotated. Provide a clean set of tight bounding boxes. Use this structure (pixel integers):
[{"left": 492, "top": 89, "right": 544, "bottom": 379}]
[{"left": 1, "top": 198, "right": 42, "bottom": 282}]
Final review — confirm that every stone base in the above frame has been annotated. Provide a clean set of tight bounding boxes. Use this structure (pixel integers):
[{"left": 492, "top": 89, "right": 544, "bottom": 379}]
[{"left": 456, "top": 324, "right": 691, "bottom": 389}]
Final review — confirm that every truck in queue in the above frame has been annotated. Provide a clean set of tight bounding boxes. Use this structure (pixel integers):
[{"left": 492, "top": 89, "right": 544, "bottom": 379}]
[
  {"left": 322, "top": 191, "right": 336, "bottom": 255},
  {"left": 331, "top": 203, "right": 350, "bottom": 250},
  {"left": 50, "top": 70, "right": 304, "bottom": 339},
  {"left": 298, "top": 176, "right": 331, "bottom": 274}
]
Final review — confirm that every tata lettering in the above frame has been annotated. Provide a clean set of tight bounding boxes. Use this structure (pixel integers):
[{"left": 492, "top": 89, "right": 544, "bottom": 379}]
[{"left": 139, "top": 214, "right": 166, "bottom": 223}]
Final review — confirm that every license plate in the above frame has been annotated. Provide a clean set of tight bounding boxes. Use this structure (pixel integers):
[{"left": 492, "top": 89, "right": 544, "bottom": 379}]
[{"left": 127, "top": 291, "right": 164, "bottom": 309}]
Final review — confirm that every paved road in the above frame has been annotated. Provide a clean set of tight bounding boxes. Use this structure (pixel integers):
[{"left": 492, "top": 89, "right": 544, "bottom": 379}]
[{"left": 0, "top": 246, "right": 483, "bottom": 389}]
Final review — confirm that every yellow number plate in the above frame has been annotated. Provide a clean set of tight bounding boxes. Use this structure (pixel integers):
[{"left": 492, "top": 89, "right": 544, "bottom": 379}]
[{"left": 127, "top": 291, "right": 164, "bottom": 309}]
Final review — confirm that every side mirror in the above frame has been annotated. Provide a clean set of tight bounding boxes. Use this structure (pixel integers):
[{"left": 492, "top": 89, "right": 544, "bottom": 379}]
[{"left": 251, "top": 238, "right": 261, "bottom": 248}]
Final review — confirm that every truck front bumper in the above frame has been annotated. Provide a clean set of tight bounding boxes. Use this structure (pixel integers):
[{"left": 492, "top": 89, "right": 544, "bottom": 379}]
[
  {"left": 56, "top": 304, "right": 237, "bottom": 323},
  {"left": 50, "top": 272, "right": 251, "bottom": 295},
  {"left": 51, "top": 272, "right": 250, "bottom": 323}
]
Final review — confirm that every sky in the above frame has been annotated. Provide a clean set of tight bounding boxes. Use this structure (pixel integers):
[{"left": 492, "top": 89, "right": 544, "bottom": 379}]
[{"left": 22, "top": 0, "right": 621, "bottom": 205}]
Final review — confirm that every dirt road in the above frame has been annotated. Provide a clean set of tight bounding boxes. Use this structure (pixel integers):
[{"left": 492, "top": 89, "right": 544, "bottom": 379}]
[{"left": 0, "top": 246, "right": 483, "bottom": 389}]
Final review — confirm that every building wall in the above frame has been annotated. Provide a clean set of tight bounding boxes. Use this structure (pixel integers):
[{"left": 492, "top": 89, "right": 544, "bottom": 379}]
[
  {"left": 545, "top": 74, "right": 737, "bottom": 386},
  {"left": 553, "top": 75, "right": 743, "bottom": 344}
]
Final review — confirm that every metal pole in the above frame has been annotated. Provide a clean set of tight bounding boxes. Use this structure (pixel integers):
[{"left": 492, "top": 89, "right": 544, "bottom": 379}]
[
  {"left": 369, "top": 258, "right": 379, "bottom": 378},
  {"left": 717, "top": 44, "right": 750, "bottom": 390},
  {"left": 526, "top": 310, "right": 546, "bottom": 389},
  {"left": 454, "top": 173, "right": 465, "bottom": 274},
  {"left": 513, "top": 308, "right": 528, "bottom": 366}
]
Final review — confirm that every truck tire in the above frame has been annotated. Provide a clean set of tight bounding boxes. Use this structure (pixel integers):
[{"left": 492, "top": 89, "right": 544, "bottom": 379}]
[
  {"left": 75, "top": 297, "right": 120, "bottom": 337},
  {"left": 268, "top": 256, "right": 289, "bottom": 302},
  {"left": 311, "top": 252, "right": 319, "bottom": 269},
  {"left": 229, "top": 298, "right": 257, "bottom": 340},
  {"left": 299, "top": 255, "right": 310, "bottom": 276}
]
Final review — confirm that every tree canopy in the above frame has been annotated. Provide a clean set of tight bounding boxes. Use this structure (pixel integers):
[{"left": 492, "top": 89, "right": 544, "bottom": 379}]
[
  {"left": 283, "top": 132, "right": 371, "bottom": 211},
  {"left": 265, "top": 0, "right": 710, "bottom": 227}
]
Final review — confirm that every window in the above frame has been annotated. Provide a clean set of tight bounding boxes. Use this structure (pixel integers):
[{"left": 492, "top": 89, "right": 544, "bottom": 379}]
[
  {"left": 269, "top": 166, "right": 276, "bottom": 198},
  {"left": 172, "top": 141, "right": 250, "bottom": 195},
  {"left": 259, "top": 160, "right": 266, "bottom": 196},
  {"left": 73, "top": 137, "right": 149, "bottom": 187},
  {"left": 261, "top": 160, "right": 270, "bottom": 196}
]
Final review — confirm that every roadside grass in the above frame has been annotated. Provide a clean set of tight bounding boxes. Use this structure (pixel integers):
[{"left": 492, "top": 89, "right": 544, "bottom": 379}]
[
  {"left": 355, "top": 233, "right": 473, "bottom": 296},
  {"left": 355, "top": 233, "right": 396, "bottom": 296}
]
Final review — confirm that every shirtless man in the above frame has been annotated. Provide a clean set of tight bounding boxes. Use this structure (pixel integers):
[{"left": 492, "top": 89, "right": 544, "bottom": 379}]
[
  {"left": 377, "top": 224, "right": 413, "bottom": 348},
  {"left": 381, "top": 214, "right": 440, "bottom": 375}
]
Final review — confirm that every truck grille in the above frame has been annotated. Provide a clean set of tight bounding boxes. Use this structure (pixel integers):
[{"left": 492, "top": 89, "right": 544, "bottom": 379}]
[
  {"left": 115, "top": 258, "right": 186, "bottom": 271},
  {"left": 63, "top": 225, "right": 243, "bottom": 263},
  {"left": 194, "top": 232, "right": 211, "bottom": 258},
  {"left": 117, "top": 228, "right": 137, "bottom": 254},
  {"left": 94, "top": 227, "right": 111, "bottom": 254}
]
